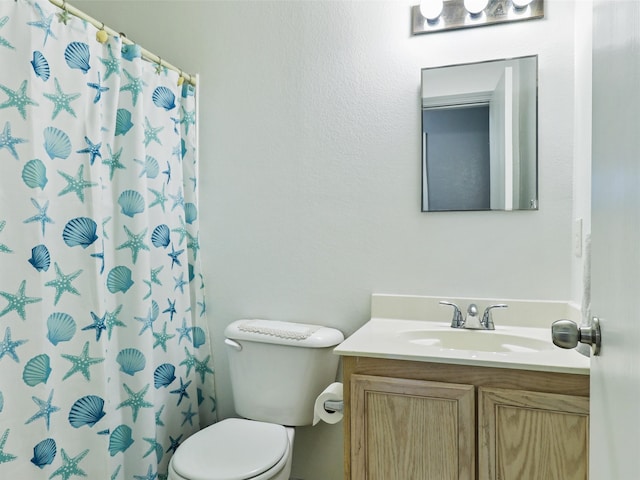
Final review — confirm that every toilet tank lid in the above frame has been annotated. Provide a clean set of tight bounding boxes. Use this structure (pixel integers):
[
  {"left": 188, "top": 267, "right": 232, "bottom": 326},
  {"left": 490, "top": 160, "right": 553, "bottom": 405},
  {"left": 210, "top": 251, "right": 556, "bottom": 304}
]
[{"left": 225, "top": 319, "right": 344, "bottom": 348}]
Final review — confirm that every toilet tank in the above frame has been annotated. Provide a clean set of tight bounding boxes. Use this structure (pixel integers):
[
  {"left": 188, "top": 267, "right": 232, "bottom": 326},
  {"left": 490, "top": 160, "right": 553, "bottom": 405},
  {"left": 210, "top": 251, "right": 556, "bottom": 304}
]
[{"left": 224, "top": 319, "right": 344, "bottom": 426}]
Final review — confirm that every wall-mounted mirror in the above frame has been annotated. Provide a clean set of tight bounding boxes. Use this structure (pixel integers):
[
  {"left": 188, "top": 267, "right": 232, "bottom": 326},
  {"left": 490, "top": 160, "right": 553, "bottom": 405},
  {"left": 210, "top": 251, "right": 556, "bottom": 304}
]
[{"left": 421, "top": 55, "right": 538, "bottom": 211}]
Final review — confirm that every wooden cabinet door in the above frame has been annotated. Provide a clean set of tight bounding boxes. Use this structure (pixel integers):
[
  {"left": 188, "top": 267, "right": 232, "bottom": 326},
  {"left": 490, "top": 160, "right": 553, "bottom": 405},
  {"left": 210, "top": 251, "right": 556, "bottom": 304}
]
[
  {"left": 478, "top": 387, "right": 589, "bottom": 480},
  {"left": 350, "top": 374, "right": 475, "bottom": 480}
]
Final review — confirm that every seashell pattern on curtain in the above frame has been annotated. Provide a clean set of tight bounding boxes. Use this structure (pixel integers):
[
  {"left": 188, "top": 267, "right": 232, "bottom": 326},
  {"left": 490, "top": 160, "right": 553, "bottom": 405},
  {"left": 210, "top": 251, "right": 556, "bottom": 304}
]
[{"left": 0, "top": 1, "right": 217, "bottom": 479}]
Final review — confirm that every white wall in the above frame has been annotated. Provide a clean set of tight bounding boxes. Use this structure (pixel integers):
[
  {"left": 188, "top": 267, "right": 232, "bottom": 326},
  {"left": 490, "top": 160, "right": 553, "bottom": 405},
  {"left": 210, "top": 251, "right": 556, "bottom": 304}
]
[
  {"left": 74, "top": 2, "right": 583, "bottom": 479},
  {"left": 572, "top": 0, "right": 593, "bottom": 325}
]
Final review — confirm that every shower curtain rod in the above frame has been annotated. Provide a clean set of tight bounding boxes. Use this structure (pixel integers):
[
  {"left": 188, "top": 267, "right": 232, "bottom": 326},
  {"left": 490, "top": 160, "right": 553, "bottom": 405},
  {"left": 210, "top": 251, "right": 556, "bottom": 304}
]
[{"left": 47, "top": 0, "right": 196, "bottom": 87}]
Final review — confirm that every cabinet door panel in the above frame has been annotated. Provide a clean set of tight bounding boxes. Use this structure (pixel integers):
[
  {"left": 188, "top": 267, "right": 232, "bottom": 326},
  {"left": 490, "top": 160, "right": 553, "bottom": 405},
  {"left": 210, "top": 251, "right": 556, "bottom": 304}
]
[
  {"left": 479, "top": 387, "right": 589, "bottom": 480},
  {"left": 351, "top": 374, "right": 475, "bottom": 480}
]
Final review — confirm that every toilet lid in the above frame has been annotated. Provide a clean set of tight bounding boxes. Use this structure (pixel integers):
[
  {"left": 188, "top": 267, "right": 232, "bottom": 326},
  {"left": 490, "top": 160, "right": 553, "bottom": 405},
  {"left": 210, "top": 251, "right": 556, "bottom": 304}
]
[{"left": 171, "top": 418, "right": 288, "bottom": 480}]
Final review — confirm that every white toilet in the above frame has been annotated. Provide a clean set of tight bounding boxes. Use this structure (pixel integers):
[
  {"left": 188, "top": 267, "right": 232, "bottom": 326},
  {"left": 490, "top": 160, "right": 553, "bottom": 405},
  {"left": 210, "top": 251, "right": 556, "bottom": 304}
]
[{"left": 168, "top": 319, "right": 344, "bottom": 480}]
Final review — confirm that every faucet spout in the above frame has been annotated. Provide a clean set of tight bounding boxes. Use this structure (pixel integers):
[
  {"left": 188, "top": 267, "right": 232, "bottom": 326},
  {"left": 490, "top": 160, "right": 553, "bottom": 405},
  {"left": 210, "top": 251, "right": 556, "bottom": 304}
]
[{"left": 463, "top": 303, "right": 482, "bottom": 329}]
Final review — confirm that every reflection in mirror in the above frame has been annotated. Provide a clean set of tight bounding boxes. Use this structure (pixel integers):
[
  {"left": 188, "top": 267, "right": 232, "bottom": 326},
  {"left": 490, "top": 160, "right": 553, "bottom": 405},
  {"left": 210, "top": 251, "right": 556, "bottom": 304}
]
[{"left": 421, "top": 55, "right": 538, "bottom": 212}]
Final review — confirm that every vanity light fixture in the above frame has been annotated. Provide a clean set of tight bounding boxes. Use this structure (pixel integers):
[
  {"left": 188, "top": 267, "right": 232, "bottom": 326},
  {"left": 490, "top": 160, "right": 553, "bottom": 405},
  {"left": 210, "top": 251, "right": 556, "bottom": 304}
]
[{"left": 411, "top": 0, "right": 544, "bottom": 35}]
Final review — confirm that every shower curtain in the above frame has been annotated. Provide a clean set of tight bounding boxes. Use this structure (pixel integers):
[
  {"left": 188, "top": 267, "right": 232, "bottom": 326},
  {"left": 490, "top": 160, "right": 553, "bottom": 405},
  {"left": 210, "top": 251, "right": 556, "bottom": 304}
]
[{"left": 0, "top": 1, "right": 216, "bottom": 479}]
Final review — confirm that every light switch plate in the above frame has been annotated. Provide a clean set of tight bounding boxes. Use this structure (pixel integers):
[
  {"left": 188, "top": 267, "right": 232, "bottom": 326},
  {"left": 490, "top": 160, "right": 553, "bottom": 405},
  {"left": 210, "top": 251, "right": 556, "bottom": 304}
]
[{"left": 574, "top": 218, "right": 583, "bottom": 257}]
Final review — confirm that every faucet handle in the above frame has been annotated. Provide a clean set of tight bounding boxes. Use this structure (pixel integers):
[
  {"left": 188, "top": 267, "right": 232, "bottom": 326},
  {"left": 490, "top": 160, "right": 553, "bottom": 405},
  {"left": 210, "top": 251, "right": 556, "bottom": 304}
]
[
  {"left": 481, "top": 304, "right": 508, "bottom": 330},
  {"left": 440, "top": 301, "right": 464, "bottom": 328}
]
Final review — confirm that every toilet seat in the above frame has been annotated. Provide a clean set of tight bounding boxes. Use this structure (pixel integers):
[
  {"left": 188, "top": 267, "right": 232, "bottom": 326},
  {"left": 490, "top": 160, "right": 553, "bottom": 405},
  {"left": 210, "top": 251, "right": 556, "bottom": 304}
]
[{"left": 169, "top": 418, "right": 289, "bottom": 480}]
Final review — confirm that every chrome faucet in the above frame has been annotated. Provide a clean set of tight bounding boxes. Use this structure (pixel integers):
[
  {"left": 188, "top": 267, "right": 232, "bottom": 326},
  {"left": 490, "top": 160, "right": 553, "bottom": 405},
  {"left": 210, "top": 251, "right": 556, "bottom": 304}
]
[
  {"left": 440, "top": 301, "right": 508, "bottom": 330},
  {"left": 480, "top": 304, "right": 508, "bottom": 330},
  {"left": 439, "top": 301, "right": 464, "bottom": 328}
]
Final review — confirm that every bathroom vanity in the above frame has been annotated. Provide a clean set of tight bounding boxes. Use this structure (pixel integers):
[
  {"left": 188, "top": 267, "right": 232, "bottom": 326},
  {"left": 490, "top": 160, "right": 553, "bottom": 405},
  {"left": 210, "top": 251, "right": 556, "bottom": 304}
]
[{"left": 335, "top": 295, "right": 590, "bottom": 480}]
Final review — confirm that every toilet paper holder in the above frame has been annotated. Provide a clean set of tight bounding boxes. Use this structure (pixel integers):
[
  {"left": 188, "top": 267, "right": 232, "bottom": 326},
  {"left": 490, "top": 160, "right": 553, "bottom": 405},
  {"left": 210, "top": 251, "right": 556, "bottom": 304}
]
[{"left": 323, "top": 399, "right": 344, "bottom": 413}]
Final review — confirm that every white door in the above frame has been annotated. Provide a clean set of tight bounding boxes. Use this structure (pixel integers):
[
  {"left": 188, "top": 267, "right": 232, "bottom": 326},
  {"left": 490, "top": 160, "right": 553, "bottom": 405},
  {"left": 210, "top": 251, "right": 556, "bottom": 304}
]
[{"left": 590, "top": 1, "right": 640, "bottom": 478}]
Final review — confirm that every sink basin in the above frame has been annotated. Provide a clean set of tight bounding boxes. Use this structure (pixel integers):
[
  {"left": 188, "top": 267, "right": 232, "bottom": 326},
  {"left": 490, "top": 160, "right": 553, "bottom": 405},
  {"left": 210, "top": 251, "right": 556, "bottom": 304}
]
[{"left": 397, "top": 329, "right": 555, "bottom": 353}]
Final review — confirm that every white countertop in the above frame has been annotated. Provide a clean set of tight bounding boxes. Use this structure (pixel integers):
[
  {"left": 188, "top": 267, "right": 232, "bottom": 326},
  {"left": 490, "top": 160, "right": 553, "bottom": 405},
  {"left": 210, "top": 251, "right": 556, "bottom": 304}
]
[{"left": 333, "top": 295, "right": 590, "bottom": 375}]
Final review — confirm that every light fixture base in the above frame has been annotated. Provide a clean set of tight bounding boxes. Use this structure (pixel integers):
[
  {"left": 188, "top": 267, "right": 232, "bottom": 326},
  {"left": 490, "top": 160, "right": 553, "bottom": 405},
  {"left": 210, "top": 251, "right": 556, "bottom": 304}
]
[{"left": 411, "top": 0, "right": 544, "bottom": 35}]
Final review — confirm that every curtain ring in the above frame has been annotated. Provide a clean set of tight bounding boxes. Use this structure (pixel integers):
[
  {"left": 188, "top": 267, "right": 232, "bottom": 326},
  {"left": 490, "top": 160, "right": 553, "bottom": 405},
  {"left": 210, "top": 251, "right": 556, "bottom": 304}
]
[
  {"left": 57, "top": 0, "right": 70, "bottom": 24},
  {"left": 96, "top": 22, "right": 109, "bottom": 43},
  {"left": 177, "top": 69, "right": 185, "bottom": 86},
  {"left": 156, "top": 58, "right": 163, "bottom": 75}
]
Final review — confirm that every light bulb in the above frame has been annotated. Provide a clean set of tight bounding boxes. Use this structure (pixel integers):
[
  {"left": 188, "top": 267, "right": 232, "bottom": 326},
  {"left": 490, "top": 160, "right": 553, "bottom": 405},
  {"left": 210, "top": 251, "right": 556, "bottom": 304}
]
[
  {"left": 464, "top": 0, "right": 488, "bottom": 15},
  {"left": 420, "top": 0, "right": 444, "bottom": 21},
  {"left": 512, "top": 0, "right": 533, "bottom": 8}
]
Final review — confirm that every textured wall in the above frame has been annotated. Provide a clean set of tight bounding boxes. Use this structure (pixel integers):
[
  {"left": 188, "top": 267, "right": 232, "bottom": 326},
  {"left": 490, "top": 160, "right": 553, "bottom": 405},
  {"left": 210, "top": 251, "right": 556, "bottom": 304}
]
[{"left": 73, "top": 2, "right": 582, "bottom": 479}]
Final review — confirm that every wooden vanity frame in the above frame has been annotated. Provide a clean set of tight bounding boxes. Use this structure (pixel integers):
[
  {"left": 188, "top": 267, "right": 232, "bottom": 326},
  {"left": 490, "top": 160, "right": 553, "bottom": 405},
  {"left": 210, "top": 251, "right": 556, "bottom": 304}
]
[{"left": 342, "top": 355, "right": 590, "bottom": 480}]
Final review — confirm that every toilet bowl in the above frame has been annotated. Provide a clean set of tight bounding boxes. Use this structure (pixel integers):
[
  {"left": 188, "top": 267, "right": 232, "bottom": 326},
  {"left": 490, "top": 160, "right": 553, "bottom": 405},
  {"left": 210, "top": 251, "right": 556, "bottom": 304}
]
[{"left": 168, "top": 418, "right": 295, "bottom": 480}]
